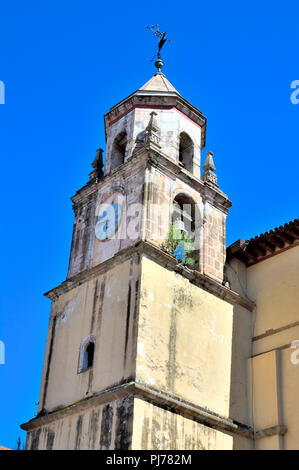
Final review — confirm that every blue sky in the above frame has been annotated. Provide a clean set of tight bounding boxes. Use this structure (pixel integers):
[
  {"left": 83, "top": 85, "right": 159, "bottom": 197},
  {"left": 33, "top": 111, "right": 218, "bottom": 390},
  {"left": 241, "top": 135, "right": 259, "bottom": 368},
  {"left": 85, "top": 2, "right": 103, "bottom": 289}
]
[{"left": 0, "top": 0, "right": 298, "bottom": 449}]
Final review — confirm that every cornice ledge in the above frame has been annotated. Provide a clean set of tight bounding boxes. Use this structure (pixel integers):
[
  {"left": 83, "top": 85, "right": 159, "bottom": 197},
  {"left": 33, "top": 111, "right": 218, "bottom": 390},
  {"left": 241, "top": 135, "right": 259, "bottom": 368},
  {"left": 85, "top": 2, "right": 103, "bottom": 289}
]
[
  {"left": 70, "top": 179, "right": 99, "bottom": 207},
  {"left": 44, "top": 241, "right": 255, "bottom": 312},
  {"left": 203, "top": 183, "right": 232, "bottom": 213},
  {"left": 254, "top": 424, "right": 288, "bottom": 440},
  {"left": 20, "top": 381, "right": 136, "bottom": 432},
  {"left": 134, "top": 382, "right": 253, "bottom": 439},
  {"left": 21, "top": 380, "right": 253, "bottom": 440}
]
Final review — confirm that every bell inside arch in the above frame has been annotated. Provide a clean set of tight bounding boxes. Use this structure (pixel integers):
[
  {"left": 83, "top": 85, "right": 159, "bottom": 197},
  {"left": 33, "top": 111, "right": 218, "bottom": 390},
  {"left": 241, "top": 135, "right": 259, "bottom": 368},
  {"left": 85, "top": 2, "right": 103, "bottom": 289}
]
[{"left": 173, "top": 219, "right": 187, "bottom": 233}]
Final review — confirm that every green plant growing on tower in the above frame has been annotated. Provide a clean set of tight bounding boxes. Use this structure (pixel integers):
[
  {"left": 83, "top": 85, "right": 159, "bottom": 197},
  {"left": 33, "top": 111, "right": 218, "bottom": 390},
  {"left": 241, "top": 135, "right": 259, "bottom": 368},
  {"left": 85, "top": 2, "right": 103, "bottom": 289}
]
[{"left": 162, "top": 222, "right": 195, "bottom": 266}]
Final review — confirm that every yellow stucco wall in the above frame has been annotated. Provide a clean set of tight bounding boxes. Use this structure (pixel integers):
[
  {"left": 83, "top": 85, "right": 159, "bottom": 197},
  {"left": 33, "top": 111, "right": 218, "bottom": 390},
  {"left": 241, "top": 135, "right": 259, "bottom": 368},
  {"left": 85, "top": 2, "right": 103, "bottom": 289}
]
[
  {"left": 38, "top": 256, "right": 140, "bottom": 413},
  {"left": 31, "top": 252, "right": 254, "bottom": 449},
  {"left": 136, "top": 256, "right": 234, "bottom": 418},
  {"left": 249, "top": 350, "right": 281, "bottom": 430},
  {"left": 280, "top": 346, "right": 299, "bottom": 449},
  {"left": 131, "top": 398, "right": 233, "bottom": 450},
  {"left": 247, "top": 245, "right": 299, "bottom": 337},
  {"left": 246, "top": 246, "right": 299, "bottom": 449}
]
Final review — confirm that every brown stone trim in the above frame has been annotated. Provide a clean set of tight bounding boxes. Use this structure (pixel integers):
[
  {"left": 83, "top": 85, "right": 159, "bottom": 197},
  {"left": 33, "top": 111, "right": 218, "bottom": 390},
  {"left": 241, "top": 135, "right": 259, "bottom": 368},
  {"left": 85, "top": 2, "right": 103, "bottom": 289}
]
[
  {"left": 104, "top": 92, "right": 207, "bottom": 149},
  {"left": 108, "top": 105, "right": 204, "bottom": 131},
  {"left": 253, "top": 320, "right": 299, "bottom": 341},
  {"left": 21, "top": 381, "right": 254, "bottom": 440},
  {"left": 173, "top": 107, "right": 204, "bottom": 129},
  {"left": 254, "top": 425, "right": 287, "bottom": 440},
  {"left": 44, "top": 241, "right": 255, "bottom": 312},
  {"left": 108, "top": 104, "right": 173, "bottom": 127},
  {"left": 251, "top": 343, "right": 293, "bottom": 358}
]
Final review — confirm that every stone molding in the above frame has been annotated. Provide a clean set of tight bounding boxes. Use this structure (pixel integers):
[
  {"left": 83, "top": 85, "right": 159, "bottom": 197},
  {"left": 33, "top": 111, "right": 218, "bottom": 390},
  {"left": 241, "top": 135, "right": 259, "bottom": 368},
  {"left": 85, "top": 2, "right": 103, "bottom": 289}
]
[
  {"left": 44, "top": 240, "right": 255, "bottom": 312},
  {"left": 254, "top": 425, "right": 288, "bottom": 440},
  {"left": 104, "top": 91, "right": 207, "bottom": 150},
  {"left": 72, "top": 146, "right": 231, "bottom": 216},
  {"left": 21, "top": 381, "right": 254, "bottom": 440},
  {"left": 21, "top": 379, "right": 286, "bottom": 442}
]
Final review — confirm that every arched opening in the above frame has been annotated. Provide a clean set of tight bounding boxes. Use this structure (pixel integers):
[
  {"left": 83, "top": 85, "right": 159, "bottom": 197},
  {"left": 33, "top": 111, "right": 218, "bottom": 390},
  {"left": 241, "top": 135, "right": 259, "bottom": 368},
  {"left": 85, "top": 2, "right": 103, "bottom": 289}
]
[
  {"left": 171, "top": 194, "right": 200, "bottom": 266},
  {"left": 178, "top": 132, "right": 194, "bottom": 173},
  {"left": 110, "top": 131, "right": 127, "bottom": 171},
  {"left": 86, "top": 342, "right": 95, "bottom": 368},
  {"left": 172, "top": 194, "right": 196, "bottom": 235},
  {"left": 78, "top": 336, "right": 95, "bottom": 373}
]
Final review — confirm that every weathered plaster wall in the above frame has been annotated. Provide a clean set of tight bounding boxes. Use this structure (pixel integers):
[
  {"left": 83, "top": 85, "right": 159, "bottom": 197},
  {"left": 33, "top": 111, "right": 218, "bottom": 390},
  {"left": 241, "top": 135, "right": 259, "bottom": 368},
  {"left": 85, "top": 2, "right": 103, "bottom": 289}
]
[
  {"left": 26, "top": 396, "right": 134, "bottom": 450},
  {"left": 28, "top": 252, "right": 255, "bottom": 449},
  {"left": 68, "top": 157, "right": 146, "bottom": 277},
  {"left": 249, "top": 350, "right": 282, "bottom": 450},
  {"left": 38, "top": 256, "right": 141, "bottom": 413},
  {"left": 131, "top": 398, "right": 233, "bottom": 450},
  {"left": 91, "top": 167, "right": 145, "bottom": 267},
  {"left": 67, "top": 195, "right": 97, "bottom": 278},
  {"left": 225, "top": 258, "right": 248, "bottom": 298},
  {"left": 229, "top": 303, "right": 252, "bottom": 425},
  {"left": 136, "top": 256, "right": 234, "bottom": 418},
  {"left": 69, "top": 154, "right": 228, "bottom": 282},
  {"left": 26, "top": 395, "right": 236, "bottom": 450}
]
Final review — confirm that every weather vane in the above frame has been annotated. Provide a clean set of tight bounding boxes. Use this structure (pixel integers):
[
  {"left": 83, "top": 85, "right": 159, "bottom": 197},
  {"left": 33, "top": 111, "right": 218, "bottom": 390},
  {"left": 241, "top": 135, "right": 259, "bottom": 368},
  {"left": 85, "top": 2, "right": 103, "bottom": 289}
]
[{"left": 146, "top": 24, "right": 171, "bottom": 72}]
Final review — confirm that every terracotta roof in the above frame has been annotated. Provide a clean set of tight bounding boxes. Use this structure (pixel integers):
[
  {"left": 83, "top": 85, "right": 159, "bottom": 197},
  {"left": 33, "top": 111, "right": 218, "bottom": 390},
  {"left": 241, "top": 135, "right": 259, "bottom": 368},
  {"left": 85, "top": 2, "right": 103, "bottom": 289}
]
[
  {"left": 139, "top": 72, "right": 179, "bottom": 94},
  {"left": 0, "top": 445, "right": 10, "bottom": 450},
  {"left": 227, "top": 218, "right": 299, "bottom": 266}
]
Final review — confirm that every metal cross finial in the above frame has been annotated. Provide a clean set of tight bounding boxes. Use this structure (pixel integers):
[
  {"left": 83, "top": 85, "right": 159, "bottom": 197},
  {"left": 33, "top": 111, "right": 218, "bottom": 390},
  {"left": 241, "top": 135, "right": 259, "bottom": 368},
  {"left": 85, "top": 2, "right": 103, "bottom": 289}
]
[{"left": 146, "top": 25, "right": 171, "bottom": 72}]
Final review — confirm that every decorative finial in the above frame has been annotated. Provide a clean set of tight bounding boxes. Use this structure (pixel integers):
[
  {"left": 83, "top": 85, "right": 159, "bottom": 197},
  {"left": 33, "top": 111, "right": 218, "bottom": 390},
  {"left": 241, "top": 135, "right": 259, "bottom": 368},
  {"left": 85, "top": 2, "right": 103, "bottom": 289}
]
[
  {"left": 146, "top": 25, "right": 171, "bottom": 72},
  {"left": 91, "top": 148, "right": 104, "bottom": 179},
  {"left": 202, "top": 151, "right": 218, "bottom": 187},
  {"left": 144, "top": 111, "right": 161, "bottom": 148}
]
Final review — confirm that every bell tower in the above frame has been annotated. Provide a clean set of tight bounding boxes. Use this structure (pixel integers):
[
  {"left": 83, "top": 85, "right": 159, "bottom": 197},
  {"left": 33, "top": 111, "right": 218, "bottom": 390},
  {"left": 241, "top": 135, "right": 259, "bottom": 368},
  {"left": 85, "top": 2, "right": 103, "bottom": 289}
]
[{"left": 22, "top": 66, "right": 255, "bottom": 450}]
